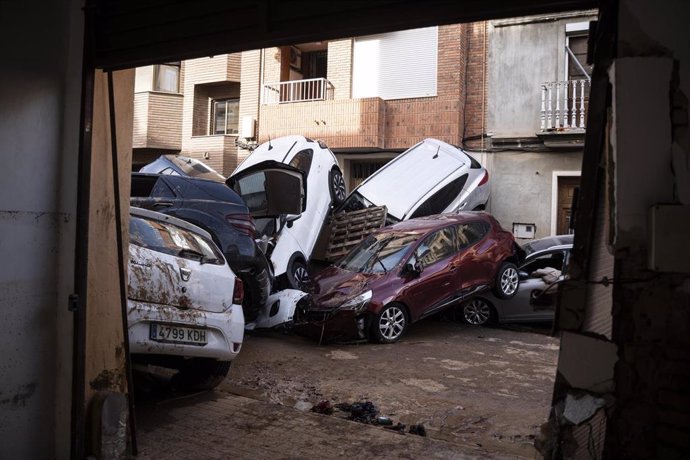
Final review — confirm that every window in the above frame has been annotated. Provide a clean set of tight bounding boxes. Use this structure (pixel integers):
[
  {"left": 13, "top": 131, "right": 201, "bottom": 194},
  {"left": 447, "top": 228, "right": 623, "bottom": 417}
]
[
  {"left": 153, "top": 63, "right": 180, "bottom": 93},
  {"left": 521, "top": 251, "right": 566, "bottom": 275},
  {"left": 353, "top": 26, "right": 438, "bottom": 100},
  {"left": 409, "top": 174, "right": 468, "bottom": 219},
  {"left": 456, "top": 221, "right": 489, "bottom": 249},
  {"left": 288, "top": 149, "right": 313, "bottom": 177},
  {"left": 212, "top": 99, "right": 239, "bottom": 135},
  {"left": 414, "top": 226, "right": 457, "bottom": 268}
]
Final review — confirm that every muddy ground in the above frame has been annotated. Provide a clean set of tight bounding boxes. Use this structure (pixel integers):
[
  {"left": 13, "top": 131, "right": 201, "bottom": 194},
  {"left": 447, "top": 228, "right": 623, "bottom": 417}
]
[{"left": 216, "top": 318, "right": 559, "bottom": 458}]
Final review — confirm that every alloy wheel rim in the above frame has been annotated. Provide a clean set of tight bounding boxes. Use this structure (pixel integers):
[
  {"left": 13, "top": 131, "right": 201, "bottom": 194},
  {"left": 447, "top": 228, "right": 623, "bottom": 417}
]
[
  {"left": 294, "top": 266, "right": 310, "bottom": 288},
  {"left": 333, "top": 173, "right": 346, "bottom": 201},
  {"left": 500, "top": 267, "right": 519, "bottom": 296},
  {"left": 379, "top": 306, "right": 405, "bottom": 340},
  {"left": 464, "top": 299, "right": 490, "bottom": 325}
]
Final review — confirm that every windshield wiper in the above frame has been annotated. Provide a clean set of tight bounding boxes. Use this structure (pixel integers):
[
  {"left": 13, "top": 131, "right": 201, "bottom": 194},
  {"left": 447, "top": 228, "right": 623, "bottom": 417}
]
[
  {"left": 374, "top": 255, "right": 388, "bottom": 273},
  {"left": 178, "top": 248, "right": 208, "bottom": 264}
]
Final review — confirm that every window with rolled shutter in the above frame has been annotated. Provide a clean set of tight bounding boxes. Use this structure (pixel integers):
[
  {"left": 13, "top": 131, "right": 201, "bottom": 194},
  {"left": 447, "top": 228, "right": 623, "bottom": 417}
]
[{"left": 352, "top": 26, "right": 438, "bottom": 100}]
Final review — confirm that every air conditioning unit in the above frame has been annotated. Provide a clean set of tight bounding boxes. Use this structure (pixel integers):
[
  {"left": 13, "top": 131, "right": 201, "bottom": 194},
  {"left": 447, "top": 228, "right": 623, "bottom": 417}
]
[{"left": 240, "top": 116, "right": 256, "bottom": 139}]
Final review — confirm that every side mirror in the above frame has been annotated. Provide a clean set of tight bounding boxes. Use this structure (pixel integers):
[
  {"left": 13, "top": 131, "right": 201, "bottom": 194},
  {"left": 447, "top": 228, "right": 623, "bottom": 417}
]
[
  {"left": 518, "top": 270, "right": 529, "bottom": 281},
  {"left": 404, "top": 262, "right": 422, "bottom": 277},
  {"left": 286, "top": 213, "right": 301, "bottom": 228}
]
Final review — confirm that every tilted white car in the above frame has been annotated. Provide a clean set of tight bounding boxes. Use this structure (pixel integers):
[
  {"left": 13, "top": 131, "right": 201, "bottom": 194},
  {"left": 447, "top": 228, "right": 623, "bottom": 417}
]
[
  {"left": 338, "top": 138, "right": 490, "bottom": 222},
  {"left": 227, "top": 135, "right": 346, "bottom": 289},
  {"left": 127, "top": 207, "right": 244, "bottom": 390}
]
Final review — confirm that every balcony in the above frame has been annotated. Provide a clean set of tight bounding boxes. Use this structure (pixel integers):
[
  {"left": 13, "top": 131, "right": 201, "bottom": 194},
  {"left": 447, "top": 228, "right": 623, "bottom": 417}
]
[
  {"left": 537, "top": 79, "right": 590, "bottom": 148},
  {"left": 262, "top": 78, "right": 334, "bottom": 105},
  {"left": 132, "top": 91, "right": 183, "bottom": 150}
]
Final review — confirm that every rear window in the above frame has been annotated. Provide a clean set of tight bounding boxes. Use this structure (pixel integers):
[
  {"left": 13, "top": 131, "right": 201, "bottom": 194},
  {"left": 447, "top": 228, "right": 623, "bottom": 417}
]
[
  {"left": 130, "top": 216, "right": 224, "bottom": 265},
  {"left": 165, "top": 176, "right": 245, "bottom": 205},
  {"left": 131, "top": 175, "right": 176, "bottom": 198},
  {"left": 409, "top": 174, "right": 468, "bottom": 219},
  {"left": 288, "top": 149, "right": 313, "bottom": 177}
]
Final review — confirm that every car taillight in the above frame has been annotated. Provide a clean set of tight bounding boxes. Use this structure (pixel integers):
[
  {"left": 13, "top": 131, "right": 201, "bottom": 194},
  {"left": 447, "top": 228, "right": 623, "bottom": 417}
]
[
  {"left": 478, "top": 170, "right": 489, "bottom": 186},
  {"left": 226, "top": 213, "right": 256, "bottom": 237},
  {"left": 233, "top": 277, "right": 244, "bottom": 305}
]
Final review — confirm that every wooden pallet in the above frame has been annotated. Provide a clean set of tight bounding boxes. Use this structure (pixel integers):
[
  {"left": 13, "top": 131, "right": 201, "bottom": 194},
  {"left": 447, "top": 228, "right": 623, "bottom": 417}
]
[{"left": 324, "top": 206, "right": 388, "bottom": 262}]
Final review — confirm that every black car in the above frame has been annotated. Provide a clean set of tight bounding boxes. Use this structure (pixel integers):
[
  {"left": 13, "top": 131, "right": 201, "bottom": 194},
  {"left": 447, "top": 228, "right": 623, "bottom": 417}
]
[{"left": 130, "top": 173, "right": 272, "bottom": 320}]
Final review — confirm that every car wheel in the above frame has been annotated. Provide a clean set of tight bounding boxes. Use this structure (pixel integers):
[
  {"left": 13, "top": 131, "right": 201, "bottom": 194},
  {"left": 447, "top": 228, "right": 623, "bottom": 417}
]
[
  {"left": 329, "top": 168, "right": 347, "bottom": 206},
  {"left": 370, "top": 303, "right": 408, "bottom": 343},
  {"left": 171, "top": 359, "right": 231, "bottom": 391},
  {"left": 493, "top": 262, "right": 519, "bottom": 299},
  {"left": 462, "top": 298, "right": 496, "bottom": 325},
  {"left": 287, "top": 257, "right": 310, "bottom": 290}
]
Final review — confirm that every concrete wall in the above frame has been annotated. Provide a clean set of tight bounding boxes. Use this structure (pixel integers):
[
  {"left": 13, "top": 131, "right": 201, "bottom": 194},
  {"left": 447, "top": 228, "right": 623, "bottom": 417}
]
[
  {"left": 0, "top": 0, "right": 83, "bottom": 457},
  {"left": 487, "top": 12, "right": 595, "bottom": 139},
  {"left": 484, "top": 151, "right": 582, "bottom": 238}
]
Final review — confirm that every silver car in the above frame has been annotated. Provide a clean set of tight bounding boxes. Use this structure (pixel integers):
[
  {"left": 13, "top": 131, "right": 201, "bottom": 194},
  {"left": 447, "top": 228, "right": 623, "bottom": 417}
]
[
  {"left": 460, "top": 234, "right": 573, "bottom": 325},
  {"left": 337, "top": 138, "right": 490, "bottom": 222}
]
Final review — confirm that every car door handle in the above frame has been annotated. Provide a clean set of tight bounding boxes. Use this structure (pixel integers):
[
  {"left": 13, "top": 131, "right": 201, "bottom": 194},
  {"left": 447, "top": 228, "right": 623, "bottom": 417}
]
[
  {"left": 153, "top": 201, "right": 173, "bottom": 208},
  {"left": 449, "top": 264, "right": 457, "bottom": 272}
]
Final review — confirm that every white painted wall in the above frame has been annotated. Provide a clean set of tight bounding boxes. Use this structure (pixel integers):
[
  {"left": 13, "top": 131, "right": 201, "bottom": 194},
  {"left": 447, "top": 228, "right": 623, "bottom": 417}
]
[{"left": 0, "top": 0, "right": 82, "bottom": 457}]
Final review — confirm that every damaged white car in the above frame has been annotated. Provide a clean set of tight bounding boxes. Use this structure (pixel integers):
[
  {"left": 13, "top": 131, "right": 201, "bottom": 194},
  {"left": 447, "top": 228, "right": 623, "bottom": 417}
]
[
  {"left": 127, "top": 207, "right": 245, "bottom": 390},
  {"left": 227, "top": 135, "right": 346, "bottom": 289}
]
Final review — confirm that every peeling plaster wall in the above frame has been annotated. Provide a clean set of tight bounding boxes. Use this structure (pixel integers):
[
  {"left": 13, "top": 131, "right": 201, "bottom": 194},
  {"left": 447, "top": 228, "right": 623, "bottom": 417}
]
[
  {"left": 548, "top": 1, "right": 690, "bottom": 458},
  {"left": 606, "top": 1, "right": 690, "bottom": 457},
  {"left": 0, "top": 0, "right": 83, "bottom": 457}
]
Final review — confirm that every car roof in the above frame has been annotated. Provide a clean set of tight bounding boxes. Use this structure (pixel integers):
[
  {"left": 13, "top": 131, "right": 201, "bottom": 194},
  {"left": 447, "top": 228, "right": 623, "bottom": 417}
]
[
  {"left": 354, "top": 138, "right": 473, "bottom": 219},
  {"left": 378, "top": 212, "right": 492, "bottom": 235},
  {"left": 522, "top": 234, "right": 574, "bottom": 255}
]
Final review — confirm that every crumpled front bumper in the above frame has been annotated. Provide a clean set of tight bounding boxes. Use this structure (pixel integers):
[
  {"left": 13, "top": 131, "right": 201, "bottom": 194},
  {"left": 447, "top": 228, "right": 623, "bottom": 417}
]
[{"left": 297, "top": 305, "right": 371, "bottom": 342}]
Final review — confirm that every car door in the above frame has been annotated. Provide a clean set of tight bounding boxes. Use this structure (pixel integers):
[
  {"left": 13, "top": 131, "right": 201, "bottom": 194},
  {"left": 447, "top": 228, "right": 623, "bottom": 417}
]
[
  {"left": 451, "top": 221, "right": 493, "bottom": 292},
  {"left": 128, "top": 213, "right": 234, "bottom": 314},
  {"left": 500, "top": 250, "right": 566, "bottom": 322},
  {"left": 399, "top": 226, "right": 460, "bottom": 319},
  {"left": 226, "top": 160, "right": 305, "bottom": 218}
]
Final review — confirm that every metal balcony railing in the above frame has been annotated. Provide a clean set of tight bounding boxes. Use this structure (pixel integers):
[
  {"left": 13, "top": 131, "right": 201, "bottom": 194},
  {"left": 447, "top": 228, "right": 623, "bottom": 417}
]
[
  {"left": 540, "top": 79, "right": 590, "bottom": 131},
  {"left": 262, "top": 78, "right": 334, "bottom": 104}
]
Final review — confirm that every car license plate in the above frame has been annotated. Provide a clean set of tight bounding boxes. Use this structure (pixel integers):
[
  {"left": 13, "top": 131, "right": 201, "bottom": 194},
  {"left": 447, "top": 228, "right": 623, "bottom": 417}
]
[{"left": 149, "top": 323, "right": 208, "bottom": 346}]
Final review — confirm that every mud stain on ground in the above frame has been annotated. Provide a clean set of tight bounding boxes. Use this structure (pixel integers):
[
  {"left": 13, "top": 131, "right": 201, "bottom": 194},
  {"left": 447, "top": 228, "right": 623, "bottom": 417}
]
[
  {"left": 326, "top": 350, "right": 359, "bottom": 360},
  {"left": 401, "top": 378, "right": 447, "bottom": 392}
]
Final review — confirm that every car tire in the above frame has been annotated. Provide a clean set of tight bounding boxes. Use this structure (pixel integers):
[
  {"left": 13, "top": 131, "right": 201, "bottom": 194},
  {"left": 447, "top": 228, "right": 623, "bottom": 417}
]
[
  {"left": 370, "top": 303, "right": 409, "bottom": 344},
  {"left": 287, "top": 256, "right": 310, "bottom": 290},
  {"left": 493, "top": 262, "right": 519, "bottom": 299},
  {"left": 461, "top": 298, "right": 496, "bottom": 325},
  {"left": 329, "top": 167, "right": 347, "bottom": 206},
  {"left": 171, "top": 358, "right": 231, "bottom": 391}
]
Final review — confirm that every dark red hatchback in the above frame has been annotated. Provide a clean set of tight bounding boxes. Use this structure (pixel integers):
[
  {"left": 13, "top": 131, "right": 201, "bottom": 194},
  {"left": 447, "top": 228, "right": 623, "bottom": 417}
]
[{"left": 305, "top": 213, "right": 522, "bottom": 343}]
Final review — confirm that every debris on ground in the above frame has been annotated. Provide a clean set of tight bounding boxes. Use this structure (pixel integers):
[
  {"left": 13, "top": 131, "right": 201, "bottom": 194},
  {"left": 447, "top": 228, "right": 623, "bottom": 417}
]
[
  {"left": 311, "top": 400, "right": 334, "bottom": 415},
  {"left": 325, "top": 400, "right": 427, "bottom": 436},
  {"left": 409, "top": 424, "right": 427, "bottom": 437}
]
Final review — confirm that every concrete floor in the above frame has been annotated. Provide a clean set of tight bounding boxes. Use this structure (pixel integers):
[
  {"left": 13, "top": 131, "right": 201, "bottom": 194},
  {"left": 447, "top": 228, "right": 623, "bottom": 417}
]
[{"left": 135, "top": 319, "right": 558, "bottom": 459}]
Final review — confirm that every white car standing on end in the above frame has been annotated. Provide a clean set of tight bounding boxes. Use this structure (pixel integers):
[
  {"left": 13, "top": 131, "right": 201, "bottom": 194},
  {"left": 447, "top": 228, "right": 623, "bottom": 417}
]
[
  {"left": 128, "top": 207, "right": 245, "bottom": 390},
  {"left": 337, "top": 138, "right": 490, "bottom": 222},
  {"left": 227, "top": 135, "right": 346, "bottom": 289}
]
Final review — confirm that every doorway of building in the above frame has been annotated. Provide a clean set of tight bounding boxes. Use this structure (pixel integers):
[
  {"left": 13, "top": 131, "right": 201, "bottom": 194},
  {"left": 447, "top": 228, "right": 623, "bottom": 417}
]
[{"left": 556, "top": 175, "right": 580, "bottom": 234}]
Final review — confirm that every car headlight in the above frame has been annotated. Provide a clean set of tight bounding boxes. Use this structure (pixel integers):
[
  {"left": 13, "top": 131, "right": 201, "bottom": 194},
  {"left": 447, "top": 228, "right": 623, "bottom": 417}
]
[{"left": 340, "top": 290, "right": 373, "bottom": 312}]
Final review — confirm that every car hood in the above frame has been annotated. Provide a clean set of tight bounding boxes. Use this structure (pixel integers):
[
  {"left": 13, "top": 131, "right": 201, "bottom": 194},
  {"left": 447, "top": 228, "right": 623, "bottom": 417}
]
[{"left": 310, "top": 265, "right": 383, "bottom": 311}]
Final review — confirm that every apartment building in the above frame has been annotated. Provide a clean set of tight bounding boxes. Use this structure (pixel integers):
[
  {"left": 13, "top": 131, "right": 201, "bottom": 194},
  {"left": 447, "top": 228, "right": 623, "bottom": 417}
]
[
  {"left": 474, "top": 10, "right": 597, "bottom": 239},
  {"left": 132, "top": 13, "right": 595, "bottom": 239}
]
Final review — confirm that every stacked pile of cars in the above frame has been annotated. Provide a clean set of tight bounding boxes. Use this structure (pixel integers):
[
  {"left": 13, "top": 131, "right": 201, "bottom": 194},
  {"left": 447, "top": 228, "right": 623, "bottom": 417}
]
[{"left": 127, "top": 135, "right": 570, "bottom": 388}]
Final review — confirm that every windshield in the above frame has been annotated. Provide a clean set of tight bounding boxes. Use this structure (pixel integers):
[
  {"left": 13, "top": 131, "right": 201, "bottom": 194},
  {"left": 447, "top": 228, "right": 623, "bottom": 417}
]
[{"left": 338, "top": 232, "right": 420, "bottom": 274}]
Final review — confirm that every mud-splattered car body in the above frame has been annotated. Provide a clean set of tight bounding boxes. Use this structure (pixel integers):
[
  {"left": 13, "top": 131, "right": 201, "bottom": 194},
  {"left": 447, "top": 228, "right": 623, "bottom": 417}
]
[
  {"left": 127, "top": 207, "right": 244, "bottom": 389},
  {"left": 130, "top": 172, "right": 272, "bottom": 322},
  {"left": 303, "top": 213, "right": 521, "bottom": 343}
]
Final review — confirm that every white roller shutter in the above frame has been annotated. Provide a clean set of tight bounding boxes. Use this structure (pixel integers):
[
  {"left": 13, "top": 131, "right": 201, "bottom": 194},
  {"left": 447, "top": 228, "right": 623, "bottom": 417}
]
[{"left": 353, "top": 26, "right": 438, "bottom": 100}]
